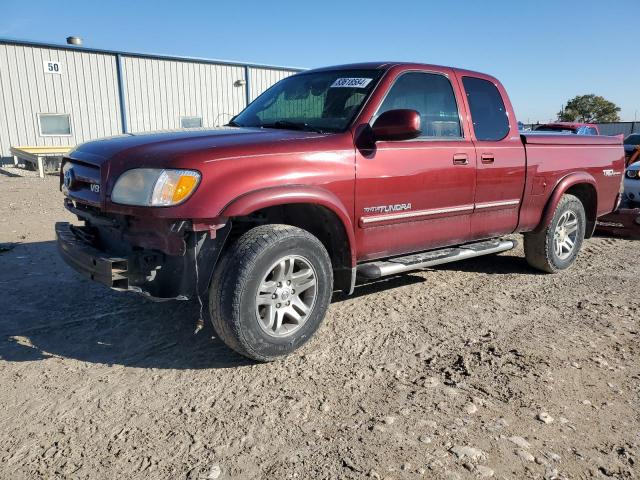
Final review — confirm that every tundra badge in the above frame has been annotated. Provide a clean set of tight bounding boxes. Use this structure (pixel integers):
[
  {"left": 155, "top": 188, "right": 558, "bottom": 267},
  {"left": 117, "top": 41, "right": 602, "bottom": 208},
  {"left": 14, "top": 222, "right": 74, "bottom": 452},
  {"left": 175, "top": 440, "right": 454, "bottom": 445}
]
[{"left": 364, "top": 203, "right": 412, "bottom": 214}]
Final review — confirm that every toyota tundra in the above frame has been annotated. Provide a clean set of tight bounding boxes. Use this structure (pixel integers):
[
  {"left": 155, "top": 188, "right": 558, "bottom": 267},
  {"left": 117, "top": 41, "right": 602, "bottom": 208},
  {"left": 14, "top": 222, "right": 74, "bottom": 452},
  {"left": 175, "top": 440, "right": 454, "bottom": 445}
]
[{"left": 56, "top": 62, "right": 625, "bottom": 361}]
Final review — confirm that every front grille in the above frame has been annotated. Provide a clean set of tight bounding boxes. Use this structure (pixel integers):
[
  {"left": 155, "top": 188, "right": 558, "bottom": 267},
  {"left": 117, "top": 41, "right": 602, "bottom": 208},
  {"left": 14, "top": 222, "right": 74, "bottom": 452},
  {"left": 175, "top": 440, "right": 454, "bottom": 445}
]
[{"left": 61, "top": 158, "right": 101, "bottom": 206}]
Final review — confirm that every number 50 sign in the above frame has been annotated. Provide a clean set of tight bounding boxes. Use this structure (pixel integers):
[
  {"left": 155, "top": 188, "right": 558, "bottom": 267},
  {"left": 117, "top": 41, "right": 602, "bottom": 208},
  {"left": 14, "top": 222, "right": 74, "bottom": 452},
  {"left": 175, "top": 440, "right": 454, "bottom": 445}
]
[{"left": 44, "top": 61, "right": 62, "bottom": 74}]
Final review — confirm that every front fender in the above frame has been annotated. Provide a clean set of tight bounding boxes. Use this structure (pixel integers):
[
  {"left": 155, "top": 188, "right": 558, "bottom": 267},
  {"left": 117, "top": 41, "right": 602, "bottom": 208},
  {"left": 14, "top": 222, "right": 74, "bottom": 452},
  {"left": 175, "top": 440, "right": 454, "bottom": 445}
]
[
  {"left": 533, "top": 171, "right": 597, "bottom": 233},
  {"left": 221, "top": 185, "right": 357, "bottom": 267}
]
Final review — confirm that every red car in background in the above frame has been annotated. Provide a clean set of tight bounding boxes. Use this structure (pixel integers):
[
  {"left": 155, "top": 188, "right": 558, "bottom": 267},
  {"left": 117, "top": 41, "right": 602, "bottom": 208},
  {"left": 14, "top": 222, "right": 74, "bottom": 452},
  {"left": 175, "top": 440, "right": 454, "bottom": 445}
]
[{"left": 534, "top": 122, "right": 600, "bottom": 135}]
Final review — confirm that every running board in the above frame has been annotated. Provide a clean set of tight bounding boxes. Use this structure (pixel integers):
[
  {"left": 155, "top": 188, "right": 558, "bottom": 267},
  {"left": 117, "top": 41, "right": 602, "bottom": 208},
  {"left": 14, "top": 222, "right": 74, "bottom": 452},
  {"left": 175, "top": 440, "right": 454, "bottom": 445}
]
[{"left": 357, "top": 239, "right": 517, "bottom": 279}]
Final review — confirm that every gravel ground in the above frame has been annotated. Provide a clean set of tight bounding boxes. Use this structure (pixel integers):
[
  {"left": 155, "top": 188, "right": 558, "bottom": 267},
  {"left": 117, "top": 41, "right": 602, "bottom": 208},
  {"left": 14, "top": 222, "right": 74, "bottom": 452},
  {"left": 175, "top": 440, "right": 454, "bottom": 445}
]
[{"left": 0, "top": 167, "right": 638, "bottom": 479}]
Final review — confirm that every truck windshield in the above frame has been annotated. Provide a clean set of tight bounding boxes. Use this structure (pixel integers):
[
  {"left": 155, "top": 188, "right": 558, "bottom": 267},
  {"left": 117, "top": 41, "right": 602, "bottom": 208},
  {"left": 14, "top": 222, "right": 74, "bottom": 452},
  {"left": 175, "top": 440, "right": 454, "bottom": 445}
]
[{"left": 231, "top": 69, "right": 383, "bottom": 133}]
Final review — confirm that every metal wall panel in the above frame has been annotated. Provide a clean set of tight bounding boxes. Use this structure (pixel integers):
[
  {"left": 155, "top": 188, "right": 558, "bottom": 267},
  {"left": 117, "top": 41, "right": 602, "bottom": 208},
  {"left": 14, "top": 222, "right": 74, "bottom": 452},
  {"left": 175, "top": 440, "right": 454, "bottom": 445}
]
[
  {"left": 0, "top": 43, "right": 122, "bottom": 157},
  {"left": 0, "top": 39, "right": 302, "bottom": 159},
  {"left": 248, "top": 67, "right": 296, "bottom": 102},
  {"left": 596, "top": 122, "right": 640, "bottom": 137},
  {"left": 121, "top": 56, "right": 249, "bottom": 131}
]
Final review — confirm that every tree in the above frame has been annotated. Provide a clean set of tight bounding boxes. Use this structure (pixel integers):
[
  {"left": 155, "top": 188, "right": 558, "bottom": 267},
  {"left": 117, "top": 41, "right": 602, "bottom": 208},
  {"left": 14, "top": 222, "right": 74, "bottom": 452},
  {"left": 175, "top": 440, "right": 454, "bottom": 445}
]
[{"left": 557, "top": 94, "right": 620, "bottom": 123}]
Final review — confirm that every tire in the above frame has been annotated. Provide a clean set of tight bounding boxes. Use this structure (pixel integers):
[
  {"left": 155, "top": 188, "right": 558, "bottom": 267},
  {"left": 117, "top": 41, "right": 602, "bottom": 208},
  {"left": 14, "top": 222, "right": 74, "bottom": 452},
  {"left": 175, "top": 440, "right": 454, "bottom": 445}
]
[
  {"left": 209, "top": 224, "right": 333, "bottom": 361},
  {"left": 524, "top": 194, "right": 586, "bottom": 273}
]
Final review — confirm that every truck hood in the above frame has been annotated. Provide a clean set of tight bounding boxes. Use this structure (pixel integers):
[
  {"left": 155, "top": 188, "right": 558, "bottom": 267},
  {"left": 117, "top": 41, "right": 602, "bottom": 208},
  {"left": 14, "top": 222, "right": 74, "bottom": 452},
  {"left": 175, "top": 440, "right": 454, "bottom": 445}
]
[
  {"left": 68, "top": 127, "right": 328, "bottom": 169},
  {"left": 63, "top": 125, "right": 354, "bottom": 219}
]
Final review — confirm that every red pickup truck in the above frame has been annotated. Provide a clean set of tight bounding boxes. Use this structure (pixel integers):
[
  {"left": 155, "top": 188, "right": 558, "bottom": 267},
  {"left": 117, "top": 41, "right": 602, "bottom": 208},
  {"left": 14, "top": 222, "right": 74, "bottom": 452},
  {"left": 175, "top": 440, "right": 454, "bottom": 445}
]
[{"left": 56, "top": 62, "right": 625, "bottom": 361}]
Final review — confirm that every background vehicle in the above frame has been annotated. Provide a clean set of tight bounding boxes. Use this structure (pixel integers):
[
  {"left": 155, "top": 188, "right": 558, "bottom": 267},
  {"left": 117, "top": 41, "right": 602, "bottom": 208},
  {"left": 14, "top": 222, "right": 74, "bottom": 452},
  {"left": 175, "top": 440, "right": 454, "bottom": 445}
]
[
  {"left": 624, "top": 133, "right": 640, "bottom": 161},
  {"left": 534, "top": 122, "right": 600, "bottom": 135},
  {"left": 623, "top": 162, "right": 640, "bottom": 205},
  {"left": 56, "top": 62, "right": 625, "bottom": 361}
]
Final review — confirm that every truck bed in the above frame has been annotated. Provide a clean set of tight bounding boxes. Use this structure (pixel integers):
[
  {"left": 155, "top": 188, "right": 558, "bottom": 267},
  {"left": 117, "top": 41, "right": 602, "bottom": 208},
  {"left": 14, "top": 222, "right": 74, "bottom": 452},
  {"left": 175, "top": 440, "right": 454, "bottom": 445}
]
[{"left": 518, "top": 133, "right": 625, "bottom": 232}]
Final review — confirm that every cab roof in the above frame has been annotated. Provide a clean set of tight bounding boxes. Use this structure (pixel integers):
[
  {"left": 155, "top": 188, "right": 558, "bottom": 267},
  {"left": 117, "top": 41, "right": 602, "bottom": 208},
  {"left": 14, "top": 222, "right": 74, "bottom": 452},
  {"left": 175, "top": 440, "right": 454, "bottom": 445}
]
[{"left": 304, "top": 62, "right": 492, "bottom": 80}]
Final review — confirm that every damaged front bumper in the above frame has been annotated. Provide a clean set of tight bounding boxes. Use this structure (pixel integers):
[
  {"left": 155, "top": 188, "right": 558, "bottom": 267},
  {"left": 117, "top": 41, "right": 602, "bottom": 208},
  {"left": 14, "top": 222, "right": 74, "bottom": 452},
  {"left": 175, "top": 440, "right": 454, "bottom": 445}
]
[
  {"left": 56, "top": 222, "right": 130, "bottom": 290},
  {"left": 55, "top": 218, "right": 229, "bottom": 301}
]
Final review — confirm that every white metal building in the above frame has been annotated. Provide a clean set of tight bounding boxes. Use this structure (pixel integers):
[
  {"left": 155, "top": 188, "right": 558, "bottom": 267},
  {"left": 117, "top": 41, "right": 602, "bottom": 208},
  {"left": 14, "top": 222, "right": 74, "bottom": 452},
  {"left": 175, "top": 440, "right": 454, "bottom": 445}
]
[{"left": 0, "top": 38, "right": 301, "bottom": 162}]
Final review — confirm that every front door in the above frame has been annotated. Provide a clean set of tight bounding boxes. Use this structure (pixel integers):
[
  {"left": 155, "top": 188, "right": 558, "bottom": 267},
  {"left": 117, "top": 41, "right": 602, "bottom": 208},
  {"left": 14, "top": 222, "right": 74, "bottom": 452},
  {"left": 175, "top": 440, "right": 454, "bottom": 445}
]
[{"left": 354, "top": 69, "right": 477, "bottom": 261}]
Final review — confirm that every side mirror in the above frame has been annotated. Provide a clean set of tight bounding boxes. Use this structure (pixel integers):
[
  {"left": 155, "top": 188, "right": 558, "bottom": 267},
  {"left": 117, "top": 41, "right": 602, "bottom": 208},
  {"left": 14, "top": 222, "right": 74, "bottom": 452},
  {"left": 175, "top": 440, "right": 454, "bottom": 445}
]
[{"left": 371, "top": 109, "right": 421, "bottom": 141}]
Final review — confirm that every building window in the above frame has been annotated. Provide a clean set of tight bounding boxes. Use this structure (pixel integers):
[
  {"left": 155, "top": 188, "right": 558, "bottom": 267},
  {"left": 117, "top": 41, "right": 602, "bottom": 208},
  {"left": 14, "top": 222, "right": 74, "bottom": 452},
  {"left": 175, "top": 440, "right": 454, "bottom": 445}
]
[
  {"left": 38, "top": 114, "right": 72, "bottom": 136},
  {"left": 181, "top": 116, "right": 203, "bottom": 128}
]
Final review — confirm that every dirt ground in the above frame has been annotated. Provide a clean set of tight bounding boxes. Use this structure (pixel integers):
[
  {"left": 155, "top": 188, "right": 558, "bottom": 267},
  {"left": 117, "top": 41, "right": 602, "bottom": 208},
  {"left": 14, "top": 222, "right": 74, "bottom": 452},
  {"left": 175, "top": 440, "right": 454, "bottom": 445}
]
[{"left": 0, "top": 167, "right": 638, "bottom": 480}]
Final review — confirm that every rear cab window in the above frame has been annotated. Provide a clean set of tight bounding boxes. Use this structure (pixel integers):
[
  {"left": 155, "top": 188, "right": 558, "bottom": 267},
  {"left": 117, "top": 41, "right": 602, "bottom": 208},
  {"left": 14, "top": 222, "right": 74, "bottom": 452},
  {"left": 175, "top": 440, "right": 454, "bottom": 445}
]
[{"left": 462, "top": 76, "right": 510, "bottom": 141}]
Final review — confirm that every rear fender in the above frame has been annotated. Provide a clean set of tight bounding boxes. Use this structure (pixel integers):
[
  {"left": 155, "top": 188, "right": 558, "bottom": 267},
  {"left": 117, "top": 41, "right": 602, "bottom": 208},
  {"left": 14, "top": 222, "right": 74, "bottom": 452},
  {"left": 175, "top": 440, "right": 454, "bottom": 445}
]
[
  {"left": 221, "top": 185, "right": 357, "bottom": 267},
  {"left": 533, "top": 172, "right": 597, "bottom": 233}
]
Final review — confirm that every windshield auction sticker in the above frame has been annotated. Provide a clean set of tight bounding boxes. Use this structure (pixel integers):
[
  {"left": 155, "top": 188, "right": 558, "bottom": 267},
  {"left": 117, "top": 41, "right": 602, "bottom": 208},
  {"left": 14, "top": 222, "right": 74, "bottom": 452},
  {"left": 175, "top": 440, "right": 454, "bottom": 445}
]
[{"left": 330, "top": 78, "right": 373, "bottom": 88}]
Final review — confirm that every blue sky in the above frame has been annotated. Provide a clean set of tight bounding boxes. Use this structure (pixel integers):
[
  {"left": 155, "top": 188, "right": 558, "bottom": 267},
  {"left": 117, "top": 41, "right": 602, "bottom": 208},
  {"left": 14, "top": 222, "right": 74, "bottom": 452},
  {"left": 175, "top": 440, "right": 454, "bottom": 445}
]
[{"left": 2, "top": 0, "right": 638, "bottom": 123}]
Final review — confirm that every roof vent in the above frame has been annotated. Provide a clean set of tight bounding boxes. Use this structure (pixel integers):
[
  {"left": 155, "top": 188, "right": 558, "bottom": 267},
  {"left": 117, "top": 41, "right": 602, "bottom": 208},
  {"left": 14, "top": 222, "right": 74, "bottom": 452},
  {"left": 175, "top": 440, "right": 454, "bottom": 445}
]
[{"left": 66, "top": 36, "right": 83, "bottom": 46}]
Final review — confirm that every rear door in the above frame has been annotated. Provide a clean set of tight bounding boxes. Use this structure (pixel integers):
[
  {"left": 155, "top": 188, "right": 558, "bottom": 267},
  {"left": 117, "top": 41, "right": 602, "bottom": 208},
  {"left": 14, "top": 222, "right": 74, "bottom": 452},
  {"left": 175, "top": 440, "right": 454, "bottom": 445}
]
[
  {"left": 458, "top": 75, "right": 526, "bottom": 238},
  {"left": 354, "top": 68, "right": 477, "bottom": 261}
]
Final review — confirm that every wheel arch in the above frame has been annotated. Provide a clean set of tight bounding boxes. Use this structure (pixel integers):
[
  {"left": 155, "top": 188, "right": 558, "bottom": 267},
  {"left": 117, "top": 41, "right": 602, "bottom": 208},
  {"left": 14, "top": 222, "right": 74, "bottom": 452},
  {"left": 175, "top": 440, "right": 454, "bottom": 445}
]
[
  {"left": 221, "top": 186, "right": 357, "bottom": 293},
  {"left": 534, "top": 172, "right": 598, "bottom": 237}
]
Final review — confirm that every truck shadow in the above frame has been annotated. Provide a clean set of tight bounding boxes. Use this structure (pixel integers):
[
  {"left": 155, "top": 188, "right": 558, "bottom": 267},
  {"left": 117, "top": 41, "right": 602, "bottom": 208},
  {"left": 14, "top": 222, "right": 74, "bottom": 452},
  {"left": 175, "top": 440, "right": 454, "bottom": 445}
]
[
  {"left": 332, "top": 253, "right": 535, "bottom": 303},
  {"left": 0, "top": 241, "right": 253, "bottom": 370},
  {"left": 433, "top": 253, "right": 537, "bottom": 275},
  {"left": 333, "top": 274, "right": 427, "bottom": 302},
  {"left": 0, "top": 241, "right": 532, "bottom": 370}
]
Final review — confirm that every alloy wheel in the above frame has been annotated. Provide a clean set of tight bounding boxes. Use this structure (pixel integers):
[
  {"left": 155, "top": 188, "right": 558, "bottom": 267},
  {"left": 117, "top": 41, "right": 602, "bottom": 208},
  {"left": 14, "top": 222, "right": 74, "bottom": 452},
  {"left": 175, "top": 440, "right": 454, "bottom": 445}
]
[{"left": 255, "top": 255, "right": 318, "bottom": 337}]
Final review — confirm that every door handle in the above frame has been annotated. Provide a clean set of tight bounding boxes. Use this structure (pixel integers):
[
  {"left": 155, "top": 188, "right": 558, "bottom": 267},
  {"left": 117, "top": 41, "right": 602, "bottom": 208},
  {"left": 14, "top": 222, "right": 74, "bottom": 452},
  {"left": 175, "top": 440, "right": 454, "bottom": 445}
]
[
  {"left": 453, "top": 153, "right": 468, "bottom": 165},
  {"left": 481, "top": 153, "right": 495, "bottom": 164}
]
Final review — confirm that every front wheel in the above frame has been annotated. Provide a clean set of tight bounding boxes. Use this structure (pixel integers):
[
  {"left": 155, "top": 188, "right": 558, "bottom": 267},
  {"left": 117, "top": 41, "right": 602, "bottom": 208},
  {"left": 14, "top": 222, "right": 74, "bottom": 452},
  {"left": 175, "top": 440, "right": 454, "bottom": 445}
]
[
  {"left": 209, "top": 224, "right": 333, "bottom": 361},
  {"left": 524, "top": 194, "right": 586, "bottom": 273}
]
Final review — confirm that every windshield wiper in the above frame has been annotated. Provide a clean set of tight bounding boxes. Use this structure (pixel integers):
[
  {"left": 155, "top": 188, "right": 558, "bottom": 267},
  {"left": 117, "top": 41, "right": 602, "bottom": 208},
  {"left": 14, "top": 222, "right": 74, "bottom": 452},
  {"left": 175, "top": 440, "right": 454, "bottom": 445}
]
[
  {"left": 226, "top": 119, "right": 244, "bottom": 127},
  {"left": 261, "top": 121, "right": 325, "bottom": 134}
]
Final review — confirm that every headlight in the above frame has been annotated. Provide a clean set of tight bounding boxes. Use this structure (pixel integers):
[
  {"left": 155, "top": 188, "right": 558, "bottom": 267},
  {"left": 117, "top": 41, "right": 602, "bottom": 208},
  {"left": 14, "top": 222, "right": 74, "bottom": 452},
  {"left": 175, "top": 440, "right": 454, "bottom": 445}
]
[{"left": 111, "top": 168, "right": 200, "bottom": 206}]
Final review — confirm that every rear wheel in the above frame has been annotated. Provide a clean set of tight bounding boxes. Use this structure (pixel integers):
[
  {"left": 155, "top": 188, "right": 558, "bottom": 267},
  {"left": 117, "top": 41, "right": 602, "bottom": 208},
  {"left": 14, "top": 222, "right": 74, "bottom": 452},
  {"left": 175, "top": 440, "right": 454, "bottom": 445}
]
[
  {"left": 209, "top": 224, "right": 333, "bottom": 361},
  {"left": 524, "top": 194, "right": 586, "bottom": 273}
]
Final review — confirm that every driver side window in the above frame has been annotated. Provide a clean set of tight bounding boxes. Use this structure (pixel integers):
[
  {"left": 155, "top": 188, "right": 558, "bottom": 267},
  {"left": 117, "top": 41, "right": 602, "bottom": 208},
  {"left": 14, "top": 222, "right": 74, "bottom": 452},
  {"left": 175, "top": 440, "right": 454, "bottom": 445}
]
[{"left": 376, "top": 72, "right": 462, "bottom": 139}]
